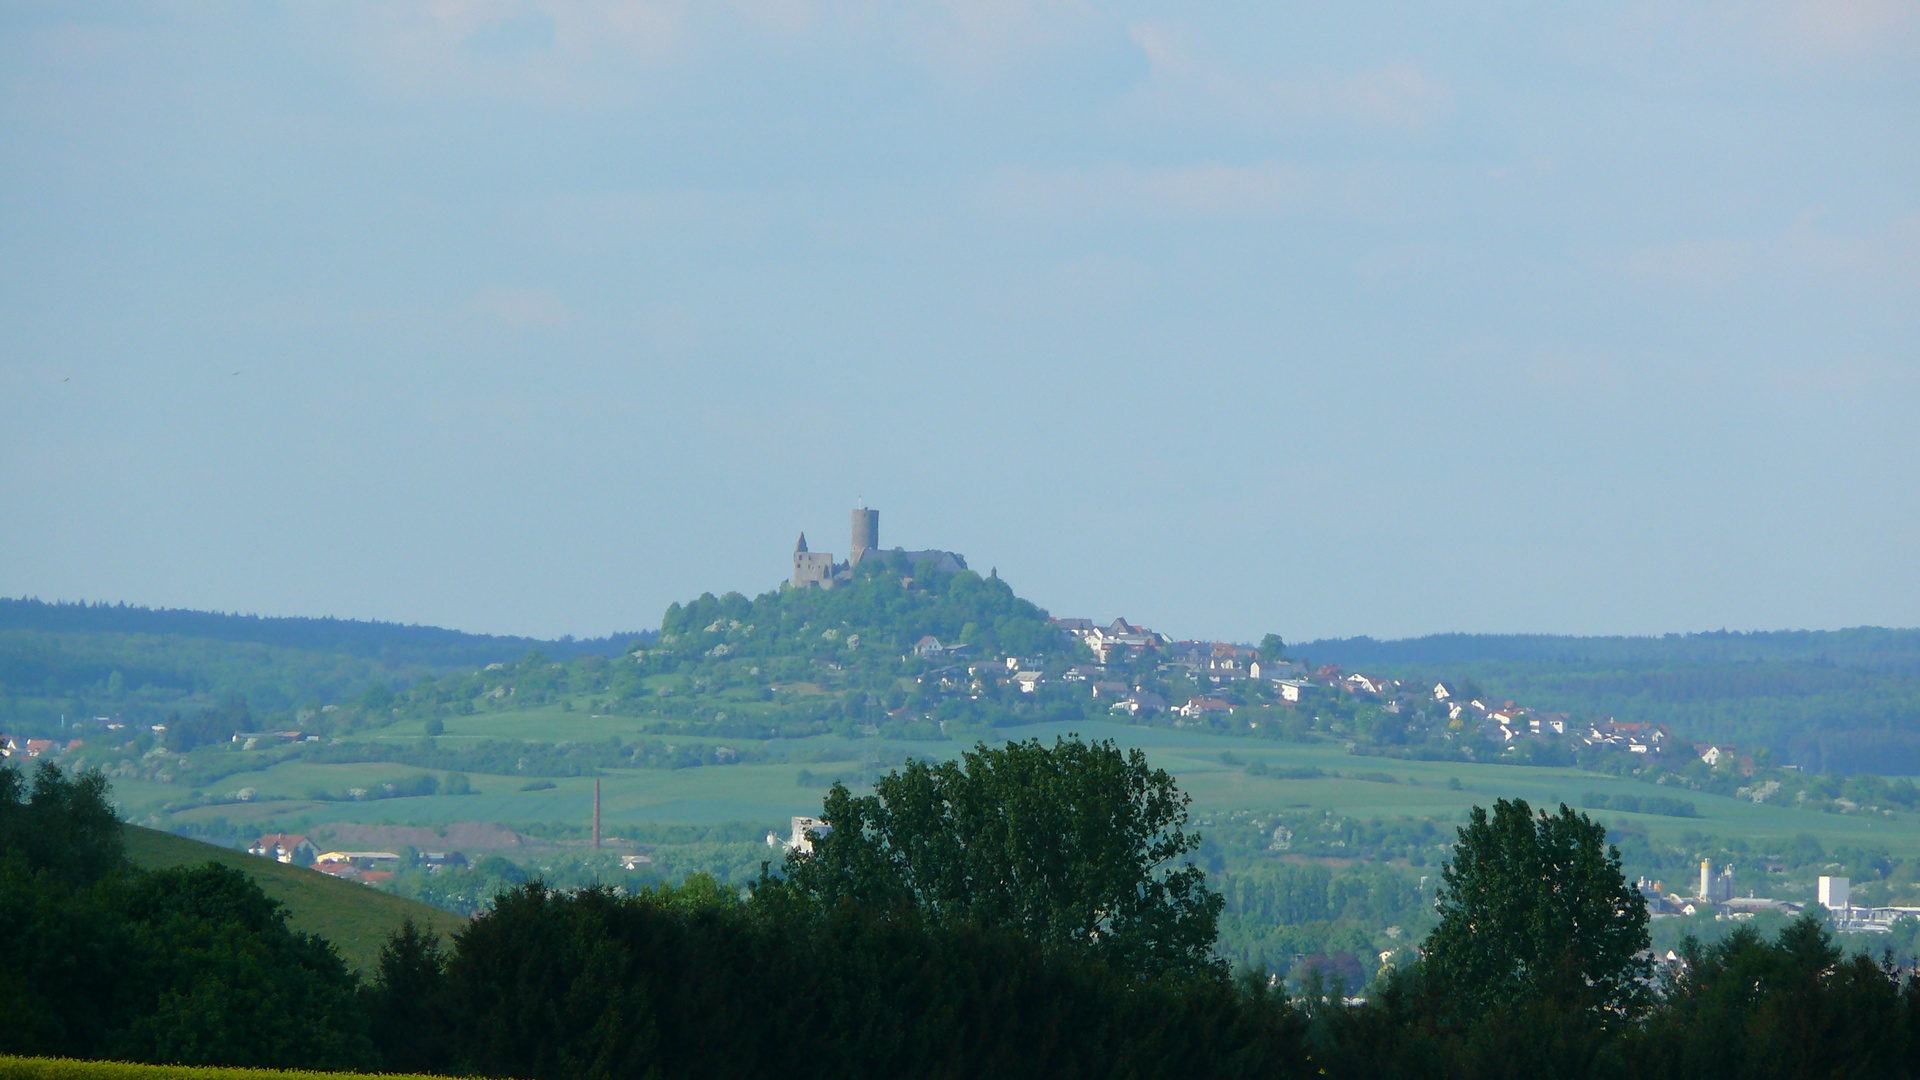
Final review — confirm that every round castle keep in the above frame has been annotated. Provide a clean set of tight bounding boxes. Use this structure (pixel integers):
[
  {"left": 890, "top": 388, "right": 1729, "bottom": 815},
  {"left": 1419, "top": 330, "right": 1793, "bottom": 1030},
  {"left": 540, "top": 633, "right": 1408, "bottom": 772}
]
[
  {"left": 792, "top": 507, "right": 964, "bottom": 589},
  {"left": 851, "top": 507, "right": 879, "bottom": 565},
  {"left": 793, "top": 508, "right": 880, "bottom": 588}
]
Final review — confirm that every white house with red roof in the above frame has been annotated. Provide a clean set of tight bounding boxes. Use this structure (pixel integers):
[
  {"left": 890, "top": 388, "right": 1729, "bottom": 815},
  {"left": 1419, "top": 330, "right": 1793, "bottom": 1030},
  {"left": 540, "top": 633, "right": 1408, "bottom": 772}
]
[{"left": 248, "top": 834, "right": 317, "bottom": 865}]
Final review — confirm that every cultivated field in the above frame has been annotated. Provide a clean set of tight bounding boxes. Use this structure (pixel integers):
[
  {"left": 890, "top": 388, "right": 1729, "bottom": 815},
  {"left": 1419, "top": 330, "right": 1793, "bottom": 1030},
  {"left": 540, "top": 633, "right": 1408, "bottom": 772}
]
[{"left": 128, "top": 714, "right": 1920, "bottom": 864}]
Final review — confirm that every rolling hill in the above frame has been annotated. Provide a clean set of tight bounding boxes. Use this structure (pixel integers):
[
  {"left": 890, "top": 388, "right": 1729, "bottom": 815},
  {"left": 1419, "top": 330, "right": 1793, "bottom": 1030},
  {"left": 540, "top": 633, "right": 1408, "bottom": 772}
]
[
  {"left": 1295, "top": 628, "right": 1920, "bottom": 773},
  {"left": 0, "top": 597, "right": 649, "bottom": 728},
  {"left": 120, "top": 825, "right": 463, "bottom": 972}
]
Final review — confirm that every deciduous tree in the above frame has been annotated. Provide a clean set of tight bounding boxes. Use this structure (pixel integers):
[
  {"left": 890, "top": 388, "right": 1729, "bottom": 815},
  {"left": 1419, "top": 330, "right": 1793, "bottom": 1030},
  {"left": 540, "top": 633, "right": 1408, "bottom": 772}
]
[
  {"left": 1423, "top": 798, "right": 1649, "bottom": 1022},
  {"left": 776, "top": 736, "right": 1223, "bottom": 978}
]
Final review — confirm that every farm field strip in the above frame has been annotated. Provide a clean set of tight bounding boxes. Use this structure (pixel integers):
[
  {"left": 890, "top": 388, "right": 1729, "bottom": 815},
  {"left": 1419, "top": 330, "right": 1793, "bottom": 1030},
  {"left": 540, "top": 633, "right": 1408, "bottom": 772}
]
[{"left": 130, "top": 716, "right": 1920, "bottom": 857}]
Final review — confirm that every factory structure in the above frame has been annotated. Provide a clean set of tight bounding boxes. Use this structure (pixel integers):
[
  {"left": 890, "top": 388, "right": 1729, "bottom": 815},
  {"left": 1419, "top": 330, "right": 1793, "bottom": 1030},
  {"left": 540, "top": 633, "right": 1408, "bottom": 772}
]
[
  {"left": 1641, "top": 860, "right": 1920, "bottom": 934},
  {"left": 792, "top": 507, "right": 967, "bottom": 589},
  {"left": 1809, "top": 873, "right": 1920, "bottom": 934}
]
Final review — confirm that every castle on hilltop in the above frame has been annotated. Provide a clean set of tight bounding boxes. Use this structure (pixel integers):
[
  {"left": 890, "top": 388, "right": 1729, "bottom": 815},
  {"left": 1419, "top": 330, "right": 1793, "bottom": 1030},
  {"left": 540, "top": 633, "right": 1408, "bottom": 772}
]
[{"left": 792, "top": 508, "right": 967, "bottom": 589}]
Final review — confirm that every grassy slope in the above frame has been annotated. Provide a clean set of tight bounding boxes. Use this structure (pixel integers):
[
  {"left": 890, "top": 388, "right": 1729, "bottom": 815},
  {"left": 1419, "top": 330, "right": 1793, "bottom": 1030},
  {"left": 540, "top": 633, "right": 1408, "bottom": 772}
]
[
  {"left": 151, "top": 715, "right": 1920, "bottom": 856},
  {"left": 121, "top": 825, "right": 463, "bottom": 972},
  {"left": 0, "top": 1057, "right": 453, "bottom": 1080}
]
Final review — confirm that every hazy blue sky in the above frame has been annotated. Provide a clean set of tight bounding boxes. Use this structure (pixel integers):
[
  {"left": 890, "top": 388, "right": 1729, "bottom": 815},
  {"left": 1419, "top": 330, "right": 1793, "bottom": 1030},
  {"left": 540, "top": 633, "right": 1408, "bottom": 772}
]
[{"left": 3, "top": 1, "right": 1916, "bottom": 642}]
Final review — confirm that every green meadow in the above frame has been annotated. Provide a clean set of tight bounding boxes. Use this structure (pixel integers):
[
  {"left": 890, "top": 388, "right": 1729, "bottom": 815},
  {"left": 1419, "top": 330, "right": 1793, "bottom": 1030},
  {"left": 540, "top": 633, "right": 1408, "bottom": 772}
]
[
  {"left": 130, "top": 713, "right": 1920, "bottom": 869},
  {"left": 0, "top": 1058, "right": 462, "bottom": 1080},
  {"left": 120, "top": 825, "right": 461, "bottom": 972}
]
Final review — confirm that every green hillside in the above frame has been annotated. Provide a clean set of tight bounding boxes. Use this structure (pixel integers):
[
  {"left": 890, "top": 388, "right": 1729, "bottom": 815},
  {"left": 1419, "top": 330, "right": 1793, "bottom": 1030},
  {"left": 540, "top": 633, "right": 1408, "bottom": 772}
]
[
  {"left": 653, "top": 561, "right": 1062, "bottom": 664},
  {"left": 1297, "top": 628, "right": 1920, "bottom": 773},
  {"left": 16, "top": 586, "right": 1920, "bottom": 991},
  {"left": 120, "top": 825, "right": 462, "bottom": 972},
  {"left": 0, "top": 596, "right": 644, "bottom": 729},
  {"left": 0, "top": 1058, "right": 455, "bottom": 1080}
]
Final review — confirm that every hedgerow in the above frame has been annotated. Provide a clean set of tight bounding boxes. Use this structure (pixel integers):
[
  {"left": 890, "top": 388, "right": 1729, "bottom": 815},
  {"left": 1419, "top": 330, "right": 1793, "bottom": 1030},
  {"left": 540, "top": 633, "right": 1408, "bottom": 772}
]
[{"left": 0, "top": 1058, "right": 468, "bottom": 1080}]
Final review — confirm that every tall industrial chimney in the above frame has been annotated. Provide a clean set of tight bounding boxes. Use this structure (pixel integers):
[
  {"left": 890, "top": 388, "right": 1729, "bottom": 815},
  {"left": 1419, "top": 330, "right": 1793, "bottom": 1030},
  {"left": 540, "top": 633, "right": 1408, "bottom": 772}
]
[{"left": 593, "top": 779, "right": 601, "bottom": 849}]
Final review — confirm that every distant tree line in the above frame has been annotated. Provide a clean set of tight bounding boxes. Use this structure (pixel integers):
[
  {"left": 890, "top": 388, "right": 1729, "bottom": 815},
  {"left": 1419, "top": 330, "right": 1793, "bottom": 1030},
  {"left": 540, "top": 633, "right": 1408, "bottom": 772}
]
[
  {"left": 10, "top": 752, "right": 1920, "bottom": 1079},
  {"left": 1305, "top": 799, "right": 1920, "bottom": 1078},
  {"left": 1579, "top": 791, "right": 1699, "bottom": 818},
  {"left": 1300, "top": 627, "right": 1920, "bottom": 670},
  {"left": 0, "top": 597, "right": 643, "bottom": 662},
  {"left": 370, "top": 882, "right": 1303, "bottom": 1080},
  {"left": 0, "top": 598, "right": 647, "bottom": 732},
  {"left": 0, "top": 762, "right": 368, "bottom": 1067}
]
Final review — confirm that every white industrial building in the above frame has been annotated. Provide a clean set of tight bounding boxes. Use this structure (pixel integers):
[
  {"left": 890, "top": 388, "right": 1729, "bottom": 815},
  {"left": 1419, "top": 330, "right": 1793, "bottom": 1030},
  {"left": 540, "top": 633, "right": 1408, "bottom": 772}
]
[{"left": 1817, "top": 875, "right": 1920, "bottom": 934}]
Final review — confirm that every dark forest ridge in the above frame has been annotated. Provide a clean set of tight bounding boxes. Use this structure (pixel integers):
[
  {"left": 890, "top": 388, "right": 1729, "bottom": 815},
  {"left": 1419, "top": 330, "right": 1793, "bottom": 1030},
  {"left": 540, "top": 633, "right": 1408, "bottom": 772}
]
[
  {"left": 0, "top": 597, "right": 649, "bottom": 721},
  {"left": 1297, "top": 627, "right": 1920, "bottom": 671},
  {"left": 19, "top": 597, "right": 1917, "bottom": 671},
  {"left": 1, "top": 597, "right": 646, "bottom": 664}
]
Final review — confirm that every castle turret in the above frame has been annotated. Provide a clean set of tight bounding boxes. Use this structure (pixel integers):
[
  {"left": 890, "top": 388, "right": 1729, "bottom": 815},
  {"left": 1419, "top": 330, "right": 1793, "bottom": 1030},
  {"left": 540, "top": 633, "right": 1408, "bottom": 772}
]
[{"left": 793, "top": 532, "right": 834, "bottom": 588}]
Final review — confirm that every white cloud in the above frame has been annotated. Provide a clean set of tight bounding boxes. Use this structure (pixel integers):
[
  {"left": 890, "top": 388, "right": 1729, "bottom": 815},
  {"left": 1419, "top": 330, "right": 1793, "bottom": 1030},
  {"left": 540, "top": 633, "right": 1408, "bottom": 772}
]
[
  {"left": 480, "top": 285, "right": 573, "bottom": 327},
  {"left": 1118, "top": 22, "right": 1455, "bottom": 138},
  {"left": 1612, "top": 0, "right": 1920, "bottom": 72},
  {"left": 977, "top": 161, "right": 1314, "bottom": 222},
  {"left": 526, "top": 189, "right": 775, "bottom": 244},
  {"left": 1610, "top": 237, "right": 1760, "bottom": 294},
  {"left": 300, "top": 0, "right": 1141, "bottom": 107},
  {"left": 1787, "top": 209, "right": 1920, "bottom": 288},
  {"left": 1761, "top": 355, "right": 1920, "bottom": 396},
  {"left": 905, "top": 0, "right": 1126, "bottom": 78},
  {"left": 1761, "top": 0, "right": 1920, "bottom": 57},
  {"left": 1606, "top": 212, "right": 1920, "bottom": 297}
]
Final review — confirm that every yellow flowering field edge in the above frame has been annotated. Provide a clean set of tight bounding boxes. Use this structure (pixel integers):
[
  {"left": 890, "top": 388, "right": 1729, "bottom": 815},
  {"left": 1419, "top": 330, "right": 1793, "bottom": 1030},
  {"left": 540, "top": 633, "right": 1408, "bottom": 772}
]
[{"left": 0, "top": 1058, "right": 476, "bottom": 1080}]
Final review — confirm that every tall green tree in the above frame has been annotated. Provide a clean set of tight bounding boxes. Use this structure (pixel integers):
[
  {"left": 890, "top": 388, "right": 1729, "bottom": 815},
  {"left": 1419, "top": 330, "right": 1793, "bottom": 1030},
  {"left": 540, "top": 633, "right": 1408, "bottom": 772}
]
[
  {"left": 0, "top": 761, "right": 124, "bottom": 887},
  {"left": 776, "top": 736, "right": 1223, "bottom": 978},
  {"left": 1423, "top": 799, "right": 1649, "bottom": 1022},
  {"left": 115, "top": 864, "right": 370, "bottom": 1069},
  {"left": 366, "top": 920, "right": 452, "bottom": 1074},
  {"left": 0, "top": 763, "right": 370, "bottom": 1069},
  {"left": 1630, "top": 914, "right": 1909, "bottom": 1080},
  {"left": 1259, "top": 634, "right": 1287, "bottom": 662}
]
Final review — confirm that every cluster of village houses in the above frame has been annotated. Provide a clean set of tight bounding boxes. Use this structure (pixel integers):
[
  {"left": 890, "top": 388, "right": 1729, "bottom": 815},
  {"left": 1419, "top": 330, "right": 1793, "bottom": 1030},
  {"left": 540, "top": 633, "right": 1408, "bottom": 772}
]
[
  {"left": 0, "top": 725, "right": 322, "bottom": 762},
  {"left": 246, "top": 833, "right": 655, "bottom": 883},
  {"left": 245, "top": 833, "right": 470, "bottom": 884},
  {"left": 1, "top": 734, "right": 87, "bottom": 759},
  {"left": 908, "top": 616, "right": 1321, "bottom": 715},
  {"left": 911, "top": 618, "right": 1753, "bottom": 769}
]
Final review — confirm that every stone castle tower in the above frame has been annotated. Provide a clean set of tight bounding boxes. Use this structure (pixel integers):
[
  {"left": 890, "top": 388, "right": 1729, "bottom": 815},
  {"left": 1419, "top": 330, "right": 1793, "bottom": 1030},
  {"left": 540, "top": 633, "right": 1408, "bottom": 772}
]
[
  {"left": 851, "top": 507, "right": 878, "bottom": 566},
  {"left": 793, "top": 508, "right": 878, "bottom": 589},
  {"left": 791, "top": 507, "right": 964, "bottom": 589},
  {"left": 792, "top": 531, "right": 837, "bottom": 589}
]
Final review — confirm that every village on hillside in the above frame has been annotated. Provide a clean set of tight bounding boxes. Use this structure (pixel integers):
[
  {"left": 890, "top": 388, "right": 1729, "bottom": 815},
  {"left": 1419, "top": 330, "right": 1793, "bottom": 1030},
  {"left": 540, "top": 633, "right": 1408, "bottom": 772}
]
[{"left": 909, "top": 611, "right": 1743, "bottom": 771}]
